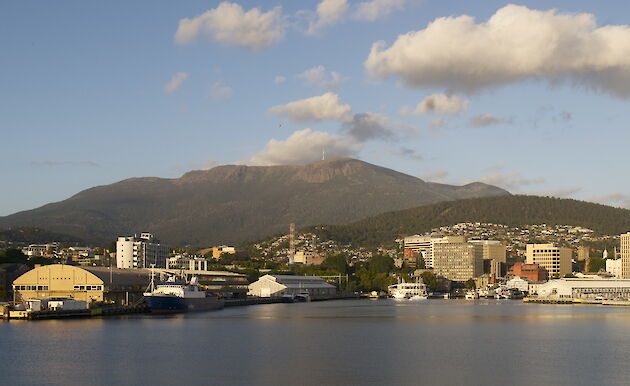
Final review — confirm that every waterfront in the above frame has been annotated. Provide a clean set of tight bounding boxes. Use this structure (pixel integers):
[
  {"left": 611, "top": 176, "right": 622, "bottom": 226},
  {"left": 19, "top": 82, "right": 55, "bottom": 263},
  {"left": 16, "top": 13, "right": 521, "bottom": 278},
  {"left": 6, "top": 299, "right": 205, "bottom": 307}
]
[{"left": 3, "top": 300, "right": 630, "bottom": 386}]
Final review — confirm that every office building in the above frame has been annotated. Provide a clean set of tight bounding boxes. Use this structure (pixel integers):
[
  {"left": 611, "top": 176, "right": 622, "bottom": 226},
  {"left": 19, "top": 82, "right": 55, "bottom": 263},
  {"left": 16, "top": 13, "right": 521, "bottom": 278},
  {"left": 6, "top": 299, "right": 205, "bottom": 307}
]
[
  {"left": 525, "top": 244, "right": 572, "bottom": 278},
  {"left": 116, "top": 232, "right": 170, "bottom": 269},
  {"left": 433, "top": 240, "right": 483, "bottom": 282},
  {"left": 621, "top": 232, "right": 630, "bottom": 279},
  {"left": 508, "top": 262, "right": 548, "bottom": 282},
  {"left": 403, "top": 235, "right": 465, "bottom": 268}
]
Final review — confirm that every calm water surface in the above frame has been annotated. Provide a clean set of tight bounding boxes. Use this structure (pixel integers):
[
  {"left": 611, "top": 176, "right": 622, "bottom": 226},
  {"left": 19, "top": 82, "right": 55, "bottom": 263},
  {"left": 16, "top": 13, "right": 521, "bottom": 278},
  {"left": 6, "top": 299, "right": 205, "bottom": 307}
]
[{"left": 2, "top": 299, "right": 630, "bottom": 386}]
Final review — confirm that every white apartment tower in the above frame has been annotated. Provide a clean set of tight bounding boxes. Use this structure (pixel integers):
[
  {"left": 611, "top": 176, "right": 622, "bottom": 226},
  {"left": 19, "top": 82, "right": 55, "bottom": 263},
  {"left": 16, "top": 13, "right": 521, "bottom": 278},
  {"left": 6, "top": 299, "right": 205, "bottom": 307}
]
[
  {"left": 116, "top": 233, "right": 170, "bottom": 269},
  {"left": 525, "top": 244, "right": 572, "bottom": 278},
  {"left": 620, "top": 232, "right": 630, "bottom": 279}
]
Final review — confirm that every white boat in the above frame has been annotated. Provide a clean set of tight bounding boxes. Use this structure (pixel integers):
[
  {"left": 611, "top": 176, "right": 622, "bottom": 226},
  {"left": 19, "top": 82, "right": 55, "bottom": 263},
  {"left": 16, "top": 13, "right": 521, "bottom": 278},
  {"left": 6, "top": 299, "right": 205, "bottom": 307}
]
[
  {"left": 388, "top": 279, "right": 430, "bottom": 300},
  {"left": 464, "top": 290, "right": 479, "bottom": 300}
]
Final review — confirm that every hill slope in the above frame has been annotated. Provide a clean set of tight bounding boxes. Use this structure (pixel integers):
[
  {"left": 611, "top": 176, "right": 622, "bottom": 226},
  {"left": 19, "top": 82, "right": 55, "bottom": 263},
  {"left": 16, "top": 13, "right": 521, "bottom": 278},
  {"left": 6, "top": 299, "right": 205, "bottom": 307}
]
[
  {"left": 310, "top": 195, "right": 630, "bottom": 247},
  {"left": 0, "top": 158, "right": 508, "bottom": 246}
]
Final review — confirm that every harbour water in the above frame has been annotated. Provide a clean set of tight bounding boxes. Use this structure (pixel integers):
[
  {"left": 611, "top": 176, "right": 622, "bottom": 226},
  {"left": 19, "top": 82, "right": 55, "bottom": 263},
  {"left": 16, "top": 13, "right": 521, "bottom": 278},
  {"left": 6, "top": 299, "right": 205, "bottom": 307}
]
[{"left": 3, "top": 299, "right": 630, "bottom": 385}]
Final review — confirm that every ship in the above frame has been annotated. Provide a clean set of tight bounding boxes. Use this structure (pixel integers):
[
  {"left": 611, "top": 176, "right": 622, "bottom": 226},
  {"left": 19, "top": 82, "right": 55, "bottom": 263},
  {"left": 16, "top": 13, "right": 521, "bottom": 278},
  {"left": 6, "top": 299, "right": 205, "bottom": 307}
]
[
  {"left": 143, "top": 273, "right": 224, "bottom": 314},
  {"left": 388, "top": 279, "right": 430, "bottom": 300}
]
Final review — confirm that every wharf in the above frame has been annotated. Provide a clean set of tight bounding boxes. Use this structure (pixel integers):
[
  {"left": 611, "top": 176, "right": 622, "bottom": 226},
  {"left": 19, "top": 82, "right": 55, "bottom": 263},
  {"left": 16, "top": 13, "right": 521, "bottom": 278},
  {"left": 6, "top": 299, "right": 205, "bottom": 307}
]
[
  {"left": 225, "top": 294, "right": 359, "bottom": 307},
  {"left": 5, "top": 304, "right": 149, "bottom": 320},
  {"left": 524, "top": 297, "right": 630, "bottom": 306}
]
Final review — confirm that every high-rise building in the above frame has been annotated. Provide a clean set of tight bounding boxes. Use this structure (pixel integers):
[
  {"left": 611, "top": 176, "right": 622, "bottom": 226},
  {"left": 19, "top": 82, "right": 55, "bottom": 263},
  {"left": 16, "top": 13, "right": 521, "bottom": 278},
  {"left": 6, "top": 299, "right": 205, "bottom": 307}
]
[
  {"left": 620, "top": 232, "right": 630, "bottom": 278},
  {"left": 116, "top": 233, "right": 170, "bottom": 269},
  {"left": 433, "top": 240, "right": 483, "bottom": 282},
  {"left": 403, "top": 235, "right": 465, "bottom": 268},
  {"left": 469, "top": 240, "right": 507, "bottom": 279},
  {"left": 525, "top": 244, "right": 572, "bottom": 278}
]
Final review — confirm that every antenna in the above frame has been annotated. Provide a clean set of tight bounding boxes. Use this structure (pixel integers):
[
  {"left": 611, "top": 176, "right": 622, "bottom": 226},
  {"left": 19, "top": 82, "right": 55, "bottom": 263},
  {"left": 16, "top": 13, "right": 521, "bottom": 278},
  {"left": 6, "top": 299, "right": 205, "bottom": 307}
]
[
  {"left": 289, "top": 223, "right": 296, "bottom": 264},
  {"left": 322, "top": 147, "right": 325, "bottom": 161}
]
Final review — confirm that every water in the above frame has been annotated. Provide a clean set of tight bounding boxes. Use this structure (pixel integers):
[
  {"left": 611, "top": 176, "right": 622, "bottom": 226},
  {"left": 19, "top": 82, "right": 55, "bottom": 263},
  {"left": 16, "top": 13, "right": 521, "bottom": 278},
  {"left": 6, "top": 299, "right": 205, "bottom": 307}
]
[{"left": 3, "top": 299, "right": 630, "bottom": 386}]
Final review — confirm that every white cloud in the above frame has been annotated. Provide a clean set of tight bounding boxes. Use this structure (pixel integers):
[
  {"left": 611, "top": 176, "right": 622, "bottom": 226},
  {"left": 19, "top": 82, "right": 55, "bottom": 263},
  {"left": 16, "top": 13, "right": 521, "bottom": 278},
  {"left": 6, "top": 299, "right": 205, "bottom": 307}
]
[
  {"left": 366, "top": 4, "right": 630, "bottom": 97},
  {"left": 307, "top": 0, "right": 349, "bottom": 35},
  {"left": 588, "top": 192, "right": 630, "bottom": 209},
  {"left": 268, "top": 92, "right": 352, "bottom": 122},
  {"left": 248, "top": 128, "right": 362, "bottom": 166},
  {"left": 164, "top": 72, "right": 189, "bottom": 94},
  {"left": 469, "top": 114, "right": 503, "bottom": 127},
  {"left": 210, "top": 81, "right": 234, "bottom": 99},
  {"left": 274, "top": 76, "right": 287, "bottom": 84},
  {"left": 175, "top": 2, "right": 286, "bottom": 51},
  {"left": 298, "top": 65, "right": 345, "bottom": 90},
  {"left": 421, "top": 170, "right": 448, "bottom": 182},
  {"left": 472, "top": 172, "right": 545, "bottom": 191},
  {"left": 354, "top": 0, "right": 411, "bottom": 22},
  {"left": 402, "top": 93, "right": 468, "bottom": 115}
]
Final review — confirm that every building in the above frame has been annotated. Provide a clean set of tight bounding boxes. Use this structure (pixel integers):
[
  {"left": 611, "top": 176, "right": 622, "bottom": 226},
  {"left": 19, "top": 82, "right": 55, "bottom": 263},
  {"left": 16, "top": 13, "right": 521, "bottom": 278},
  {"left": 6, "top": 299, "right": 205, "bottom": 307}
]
[
  {"left": 248, "top": 275, "right": 336, "bottom": 299},
  {"left": 167, "top": 255, "right": 209, "bottom": 271},
  {"left": 525, "top": 244, "right": 572, "bottom": 278},
  {"left": 403, "top": 235, "right": 465, "bottom": 268},
  {"left": 293, "top": 250, "right": 326, "bottom": 265},
  {"left": 433, "top": 240, "right": 483, "bottom": 282},
  {"left": 505, "top": 276, "right": 530, "bottom": 292},
  {"left": 12, "top": 264, "right": 249, "bottom": 304},
  {"left": 577, "top": 246, "right": 590, "bottom": 262},
  {"left": 621, "top": 232, "right": 630, "bottom": 279},
  {"left": 22, "top": 243, "right": 59, "bottom": 258},
  {"left": 534, "top": 278, "right": 630, "bottom": 300},
  {"left": 212, "top": 246, "right": 236, "bottom": 259},
  {"left": 12, "top": 264, "right": 151, "bottom": 305},
  {"left": 508, "top": 262, "right": 548, "bottom": 283},
  {"left": 606, "top": 259, "right": 622, "bottom": 278},
  {"left": 116, "top": 233, "right": 170, "bottom": 269}
]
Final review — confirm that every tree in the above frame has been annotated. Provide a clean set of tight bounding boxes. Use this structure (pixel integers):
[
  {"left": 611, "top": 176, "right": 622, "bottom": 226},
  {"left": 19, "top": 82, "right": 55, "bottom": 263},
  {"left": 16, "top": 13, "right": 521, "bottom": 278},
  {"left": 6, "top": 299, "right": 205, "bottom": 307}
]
[
  {"left": 464, "top": 279, "right": 476, "bottom": 290},
  {"left": 321, "top": 253, "right": 348, "bottom": 274},
  {"left": 420, "top": 271, "right": 438, "bottom": 292},
  {"left": 0, "top": 248, "right": 27, "bottom": 264},
  {"left": 368, "top": 254, "right": 393, "bottom": 274}
]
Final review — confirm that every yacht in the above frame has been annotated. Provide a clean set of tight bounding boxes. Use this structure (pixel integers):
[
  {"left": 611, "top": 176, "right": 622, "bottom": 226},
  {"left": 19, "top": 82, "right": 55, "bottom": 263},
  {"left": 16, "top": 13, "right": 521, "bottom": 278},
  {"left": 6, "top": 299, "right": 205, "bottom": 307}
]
[{"left": 388, "top": 280, "right": 430, "bottom": 300}]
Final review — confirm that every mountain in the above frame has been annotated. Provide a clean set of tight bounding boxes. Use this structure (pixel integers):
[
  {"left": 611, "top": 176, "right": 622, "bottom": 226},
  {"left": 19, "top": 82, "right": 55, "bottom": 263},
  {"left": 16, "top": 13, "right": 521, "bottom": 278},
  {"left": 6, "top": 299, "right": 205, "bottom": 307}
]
[
  {"left": 0, "top": 158, "right": 508, "bottom": 246},
  {"left": 309, "top": 195, "right": 630, "bottom": 247}
]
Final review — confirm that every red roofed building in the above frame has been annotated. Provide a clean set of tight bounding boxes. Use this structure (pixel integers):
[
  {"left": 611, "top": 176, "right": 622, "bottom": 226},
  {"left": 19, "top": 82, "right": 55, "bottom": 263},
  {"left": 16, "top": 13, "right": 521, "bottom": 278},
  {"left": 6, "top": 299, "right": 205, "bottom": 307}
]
[{"left": 509, "top": 262, "right": 548, "bottom": 283}]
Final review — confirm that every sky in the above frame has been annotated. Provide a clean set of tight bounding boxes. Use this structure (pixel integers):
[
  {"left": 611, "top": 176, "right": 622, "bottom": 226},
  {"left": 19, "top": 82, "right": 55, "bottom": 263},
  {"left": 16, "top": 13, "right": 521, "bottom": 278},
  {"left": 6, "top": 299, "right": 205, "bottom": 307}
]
[{"left": 2, "top": 0, "right": 630, "bottom": 216}]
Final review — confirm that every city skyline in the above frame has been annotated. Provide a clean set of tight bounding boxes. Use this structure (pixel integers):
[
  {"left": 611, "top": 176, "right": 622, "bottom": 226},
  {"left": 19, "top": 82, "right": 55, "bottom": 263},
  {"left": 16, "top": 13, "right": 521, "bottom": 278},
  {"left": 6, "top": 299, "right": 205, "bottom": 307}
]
[{"left": 3, "top": 0, "right": 630, "bottom": 215}]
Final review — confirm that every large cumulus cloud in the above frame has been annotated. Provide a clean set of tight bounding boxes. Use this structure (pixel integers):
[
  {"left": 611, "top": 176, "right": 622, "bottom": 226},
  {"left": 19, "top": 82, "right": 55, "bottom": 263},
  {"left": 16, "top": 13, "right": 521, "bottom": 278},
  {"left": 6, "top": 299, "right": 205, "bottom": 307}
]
[{"left": 366, "top": 4, "right": 630, "bottom": 97}]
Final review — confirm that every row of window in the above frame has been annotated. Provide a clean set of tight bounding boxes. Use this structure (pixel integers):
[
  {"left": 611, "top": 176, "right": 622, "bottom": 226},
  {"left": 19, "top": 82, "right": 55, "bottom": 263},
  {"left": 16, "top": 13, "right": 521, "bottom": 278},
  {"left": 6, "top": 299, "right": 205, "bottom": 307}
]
[
  {"left": 73, "top": 285, "right": 103, "bottom": 291},
  {"left": 14, "top": 285, "right": 48, "bottom": 291}
]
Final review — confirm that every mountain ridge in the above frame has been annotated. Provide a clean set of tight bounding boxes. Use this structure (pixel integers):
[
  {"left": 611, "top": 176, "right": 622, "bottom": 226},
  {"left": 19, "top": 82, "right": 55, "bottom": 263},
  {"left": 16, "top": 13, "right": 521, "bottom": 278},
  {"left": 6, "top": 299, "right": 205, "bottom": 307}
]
[{"left": 0, "top": 158, "right": 509, "bottom": 246}]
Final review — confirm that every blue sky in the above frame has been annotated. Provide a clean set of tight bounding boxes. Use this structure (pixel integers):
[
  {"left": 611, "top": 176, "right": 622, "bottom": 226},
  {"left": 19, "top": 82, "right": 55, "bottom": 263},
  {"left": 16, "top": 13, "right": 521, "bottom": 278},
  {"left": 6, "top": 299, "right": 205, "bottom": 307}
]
[{"left": 2, "top": 0, "right": 630, "bottom": 215}]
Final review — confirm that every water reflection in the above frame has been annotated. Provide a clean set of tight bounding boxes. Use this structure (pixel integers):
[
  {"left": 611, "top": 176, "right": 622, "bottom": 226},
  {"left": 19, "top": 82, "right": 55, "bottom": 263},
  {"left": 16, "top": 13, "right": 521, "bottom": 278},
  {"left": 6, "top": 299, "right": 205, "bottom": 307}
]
[{"left": 2, "top": 300, "right": 630, "bottom": 385}]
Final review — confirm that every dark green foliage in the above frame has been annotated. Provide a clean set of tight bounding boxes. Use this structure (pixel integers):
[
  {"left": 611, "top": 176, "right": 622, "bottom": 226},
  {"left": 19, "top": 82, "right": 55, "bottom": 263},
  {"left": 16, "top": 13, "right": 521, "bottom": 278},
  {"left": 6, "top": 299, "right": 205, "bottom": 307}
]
[
  {"left": 421, "top": 271, "right": 438, "bottom": 292},
  {"left": 0, "top": 227, "right": 83, "bottom": 245},
  {"left": 309, "top": 195, "right": 630, "bottom": 248},
  {"left": 588, "top": 257, "right": 606, "bottom": 272},
  {"left": 321, "top": 253, "right": 349, "bottom": 274},
  {"left": 0, "top": 248, "right": 27, "bottom": 264}
]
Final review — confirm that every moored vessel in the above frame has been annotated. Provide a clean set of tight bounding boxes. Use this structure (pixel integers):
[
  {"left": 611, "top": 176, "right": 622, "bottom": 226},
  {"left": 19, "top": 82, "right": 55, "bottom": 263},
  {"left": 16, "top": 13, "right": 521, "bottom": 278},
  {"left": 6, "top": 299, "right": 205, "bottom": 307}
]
[{"left": 143, "top": 273, "right": 224, "bottom": 314}]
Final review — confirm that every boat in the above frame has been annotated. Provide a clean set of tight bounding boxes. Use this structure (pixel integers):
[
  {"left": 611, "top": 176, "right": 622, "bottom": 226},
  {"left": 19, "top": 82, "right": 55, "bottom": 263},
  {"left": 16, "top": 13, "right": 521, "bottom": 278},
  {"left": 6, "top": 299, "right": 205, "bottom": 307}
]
[
  {"left": 143, "top": 272, "right": 224, "bottom": 314},
  {"left": 388, "top": 279, "right": 430, "bottom": 300},
  {"left": 464, "top": 290, "right": 479, "bottom": 300}
]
